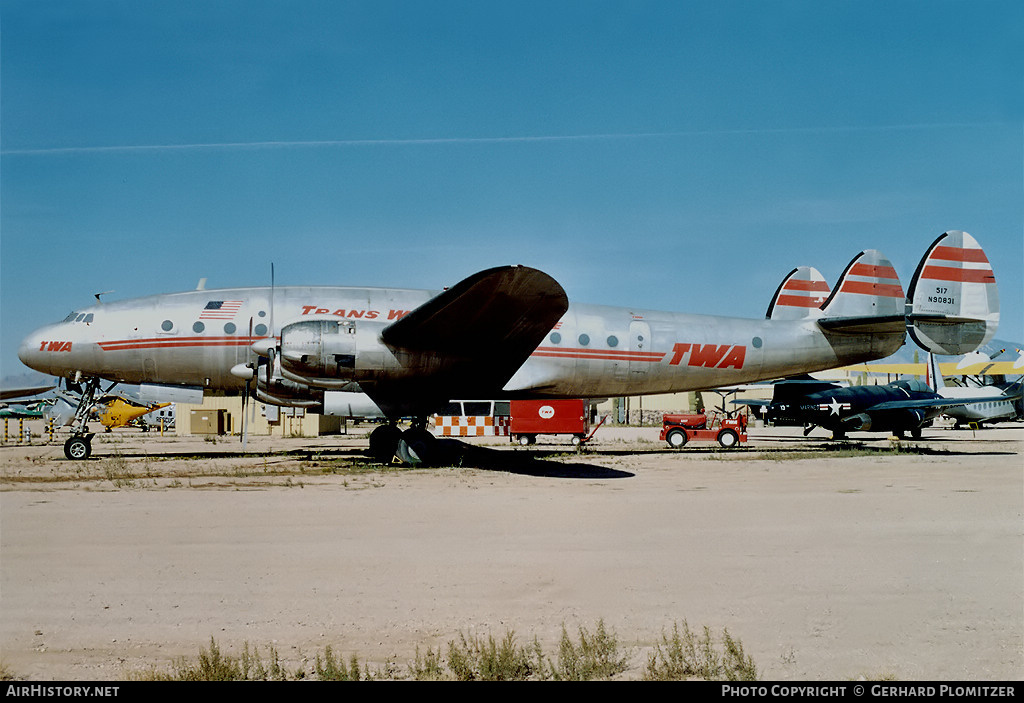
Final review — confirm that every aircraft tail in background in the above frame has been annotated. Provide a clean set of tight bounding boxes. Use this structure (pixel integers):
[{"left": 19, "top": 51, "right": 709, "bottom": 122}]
[
  {"left": 926, "top": 352, "right": 945, "bottom": 392},
  {"left": 766, "top": 266, "right": 830, "bottom": 320}
]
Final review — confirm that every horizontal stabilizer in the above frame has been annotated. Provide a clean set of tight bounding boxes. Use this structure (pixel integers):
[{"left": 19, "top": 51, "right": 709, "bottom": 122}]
[
  {"left": 766, "top": 267, "right": 830, "bottom": 320},
  {"left": 905, "top": 231, "right": 999, "bottom": 355},
  {"left": 816, "top": 250, "right": 905, "bottom": 334}
]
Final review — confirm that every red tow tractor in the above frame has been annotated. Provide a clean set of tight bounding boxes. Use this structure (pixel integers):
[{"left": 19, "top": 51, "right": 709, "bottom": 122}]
[{"left": 660, "top": 410, "right": 748, "bottom": 449}]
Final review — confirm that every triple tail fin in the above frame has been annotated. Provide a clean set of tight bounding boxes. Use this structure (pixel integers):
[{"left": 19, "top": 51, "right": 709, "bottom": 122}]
[
  {"left": 816, "top": 250, "right": 906, "bottom": 334},
  {"left": 905, "top": 230, "right": 999, "bottom": 355},
  {"left": 766, "top": 267, "right": 830, "bottom": 320}
]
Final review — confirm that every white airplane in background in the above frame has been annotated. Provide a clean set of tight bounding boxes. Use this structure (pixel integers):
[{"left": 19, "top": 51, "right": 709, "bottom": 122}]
[
  {"left": 18, "top": 231, "right": 999, "bottom": 462},
  {"left": 926, "top": 352, "right": 1023, "bottom": 428}
]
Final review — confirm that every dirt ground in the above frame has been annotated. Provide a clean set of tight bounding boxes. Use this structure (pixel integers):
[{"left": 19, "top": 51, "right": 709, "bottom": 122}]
[{"left": 1, "top": 421, "right": 1021, "bottom": 681}]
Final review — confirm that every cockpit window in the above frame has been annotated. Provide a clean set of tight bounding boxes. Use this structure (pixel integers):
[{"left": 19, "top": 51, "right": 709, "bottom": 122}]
[{"left": 63, "top": 312, "right": 95, "bottom": 324}]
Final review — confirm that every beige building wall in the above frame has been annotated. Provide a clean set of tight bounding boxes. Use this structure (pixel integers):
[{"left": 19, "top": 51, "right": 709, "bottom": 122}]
[{"left": 175, "top": 395, "right": 343, "bottom": 437}]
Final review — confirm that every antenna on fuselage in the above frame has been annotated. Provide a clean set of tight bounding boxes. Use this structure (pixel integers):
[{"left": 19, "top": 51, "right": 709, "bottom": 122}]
[{"left": 93, "top": 291, "right": 114, "bottom": 303}]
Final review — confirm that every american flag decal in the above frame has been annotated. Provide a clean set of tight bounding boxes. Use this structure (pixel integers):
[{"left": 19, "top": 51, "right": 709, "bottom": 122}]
[{"left": 200, "top": 301, "right": 243, "bottom": 320}]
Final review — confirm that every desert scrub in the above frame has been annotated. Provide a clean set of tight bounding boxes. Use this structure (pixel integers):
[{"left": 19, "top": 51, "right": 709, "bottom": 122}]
[
  {"left": 423, "top": 620, "right": 627, "bottom": 681},
  {"left": 442, "top": 631, "right": 545, "bottom": 681},
  {"left": 553, "top": 619, "right": 629, "bottom": 680},
  {"left": 644, "top": 621, "right": 757, "bottom": 681},
  {"left": 139, "top": 638, "right": 292, "bottom": 681},
  {"left": 315, "top": 645, "right": 362, "bottom": 681}
]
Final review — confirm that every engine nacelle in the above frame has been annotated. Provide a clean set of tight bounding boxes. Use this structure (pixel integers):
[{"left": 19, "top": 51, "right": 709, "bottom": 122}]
[
  {"left": 322, "top": 391, "right": 384, "bottom": 419},
  {"left": 279, "top": 319, "right": 358, "bottom": 378}
]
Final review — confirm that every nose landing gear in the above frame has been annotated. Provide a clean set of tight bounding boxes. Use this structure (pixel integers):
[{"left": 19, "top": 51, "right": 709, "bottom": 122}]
[{"left": 62, "top": 376, "right": 102, "bottom": 460}]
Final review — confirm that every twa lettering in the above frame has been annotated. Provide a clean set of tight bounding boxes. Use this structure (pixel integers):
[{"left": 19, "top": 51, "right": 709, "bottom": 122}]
[
  {"left": 39, "top": 341, "right": 73, "bottom": 352},
  {"left": 669, "top": 342, "right": 746, "bottom": 369},
  {"left": 299, "top": 307, "right": 411, "bottom": 321}
]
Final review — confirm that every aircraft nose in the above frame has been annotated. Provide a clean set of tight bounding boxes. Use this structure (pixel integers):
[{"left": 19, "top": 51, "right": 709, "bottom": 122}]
[
  {"left": 18, "top": 325, "right": 57, "bottom": 374},
  {"left": 18, "top": 329, "right": 42, "bottom": 370}
]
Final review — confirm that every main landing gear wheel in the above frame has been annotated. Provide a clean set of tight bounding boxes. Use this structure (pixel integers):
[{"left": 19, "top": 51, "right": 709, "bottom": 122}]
[
  {"left": 64, "top": 435, "right": 92, "bottom": 460},
  {"left": 396, "top": 427, "right": 438, "bottom": 466},
  {"left": 367, "top": 425, "right": 403, "bottom": 462}
]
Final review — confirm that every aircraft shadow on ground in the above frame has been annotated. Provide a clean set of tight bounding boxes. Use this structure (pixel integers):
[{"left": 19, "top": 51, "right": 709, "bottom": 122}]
[
  {"left": 439, "top": 440, "right": 634, "bottom": 479},
  {"left": 90, "top": 440, "right": 635, "bottom": 479}
]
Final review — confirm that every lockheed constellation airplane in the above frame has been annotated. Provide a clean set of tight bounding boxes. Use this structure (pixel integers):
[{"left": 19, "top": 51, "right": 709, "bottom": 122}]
[{"left": 18, "top": 230, "right": 998, "bottom": 462}]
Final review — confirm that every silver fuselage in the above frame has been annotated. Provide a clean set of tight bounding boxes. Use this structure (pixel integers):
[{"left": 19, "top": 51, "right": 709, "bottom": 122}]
[{"left": 18, "top": 285, "right": 905, "bottom": 403}]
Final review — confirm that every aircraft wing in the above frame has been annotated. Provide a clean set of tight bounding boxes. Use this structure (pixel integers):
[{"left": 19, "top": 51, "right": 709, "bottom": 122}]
[
  {"left": 0, "top": 384, "right": 55, "bottom": 402},
  {"left": 380, "top": 265, "right": 569, "bottom": 392},
  {"left": 867, "top": 396, "right": 1002, "bottom": 412}
]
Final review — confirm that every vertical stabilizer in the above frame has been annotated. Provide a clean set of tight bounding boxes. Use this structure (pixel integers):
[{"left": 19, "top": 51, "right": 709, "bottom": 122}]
[
  {"left": 766, "top": 267, "right": 831, "bottom": 320},
  {"left": 817, "top": 250, "right": 905, "bottom": 332},
  {"left": 906, "top": 231, "right": 999, "bottom": 355},
  {"left": 925, "top": 352, "right": 945, "bottom": 392}
]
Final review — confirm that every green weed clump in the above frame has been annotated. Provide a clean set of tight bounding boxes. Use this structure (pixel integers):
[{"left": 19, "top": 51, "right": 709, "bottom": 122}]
[
  {"left": 644, "top": 621, "right": 757, "bottom": 681},
  {"left": 413, "top": 620, "right": 627, "bottom": 681},
  {"left": 315, "top": 645, "right": 362, "bottom": 681},
  {"left": 553, "top": 620, "right": 629, "bottom": 680},
  {"left": 163, "top": 638, "right": 291, "bottom": 681},
  {"left": 441, "top": 631, "right": 546, "bottom": 681}
]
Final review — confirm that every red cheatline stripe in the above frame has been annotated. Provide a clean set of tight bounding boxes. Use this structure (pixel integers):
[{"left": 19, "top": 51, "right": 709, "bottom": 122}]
[
  {"left": 849, "top": 262, "right": 899, "bottom": 280},
  {"left": 98, "top": 336, "right": 261, "bottom": 351},
  {"left": 839, "top": 281, "right": 905, "bottom": 297},
  {"left": 921, "top": 265, "right": 996, "bottom": 283},
  {"left": 931, "top": 245, "right": 990, "bottom": 264},
  {"left": 783, "top": 279, "right": 831, "bottom": 292},
  {"left": 776, "top": 294, "right": 824, "bottom": 308},
  {"left": 532, "top": 347, "right": 665, "bottom": 362}
]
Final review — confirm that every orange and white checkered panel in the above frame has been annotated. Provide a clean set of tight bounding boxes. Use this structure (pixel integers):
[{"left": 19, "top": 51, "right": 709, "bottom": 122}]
[{"left": 433, "top": 415, "right": 510, "bottom": 436}]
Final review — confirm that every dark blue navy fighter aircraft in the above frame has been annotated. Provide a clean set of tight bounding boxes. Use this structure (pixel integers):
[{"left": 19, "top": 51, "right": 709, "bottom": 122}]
[{"left": 737, "top": 376, "right": 996, "bottom": 440}]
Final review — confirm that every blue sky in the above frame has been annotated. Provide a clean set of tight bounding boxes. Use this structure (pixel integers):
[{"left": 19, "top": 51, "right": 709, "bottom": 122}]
[{"left": 2, "top": 0, "right": 1021, "bottom": 380}]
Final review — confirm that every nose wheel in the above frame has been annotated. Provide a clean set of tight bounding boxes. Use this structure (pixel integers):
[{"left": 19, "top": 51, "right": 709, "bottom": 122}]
[{"left": 64, "top": 434, "right": 94, "bottom": 460}]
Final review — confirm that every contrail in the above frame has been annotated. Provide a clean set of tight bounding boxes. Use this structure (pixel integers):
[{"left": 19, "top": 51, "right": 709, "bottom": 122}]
[{"left": 0, "top": 122, "right": 1004, "bottom": 156}]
